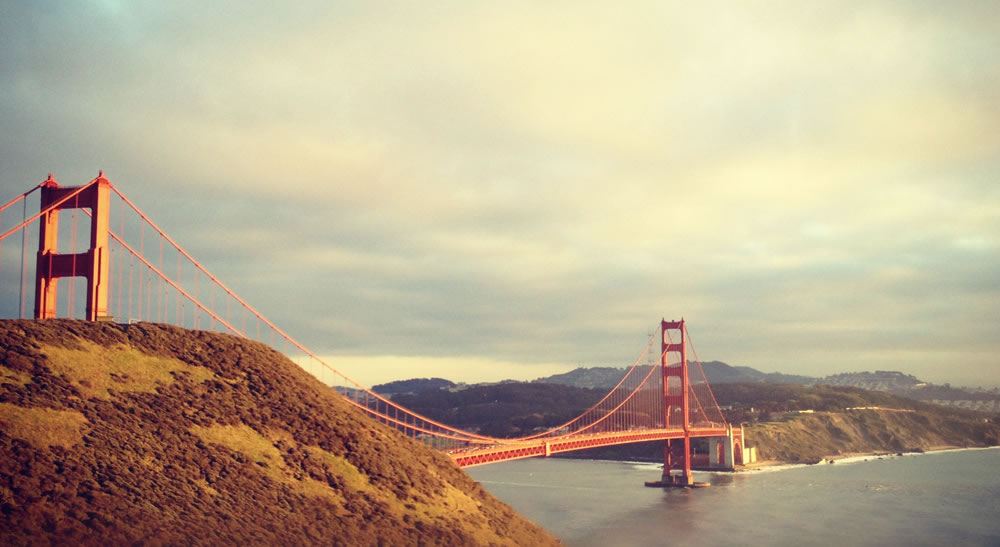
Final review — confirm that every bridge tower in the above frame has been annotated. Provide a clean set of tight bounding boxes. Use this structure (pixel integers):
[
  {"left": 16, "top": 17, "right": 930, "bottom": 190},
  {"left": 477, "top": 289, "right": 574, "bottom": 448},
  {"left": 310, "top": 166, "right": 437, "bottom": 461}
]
[
  {"left": 661, "top": 318, "right": 692, "bottom": 485},
  {"left": 34, "top": 173, "right": 112, "bottom": 321}
]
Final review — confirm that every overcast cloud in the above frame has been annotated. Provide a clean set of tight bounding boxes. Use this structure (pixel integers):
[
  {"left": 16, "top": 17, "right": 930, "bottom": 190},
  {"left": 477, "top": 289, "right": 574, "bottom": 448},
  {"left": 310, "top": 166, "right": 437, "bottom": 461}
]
[{"left": 2, "top": 1, "right": 998, "bottom": 387}]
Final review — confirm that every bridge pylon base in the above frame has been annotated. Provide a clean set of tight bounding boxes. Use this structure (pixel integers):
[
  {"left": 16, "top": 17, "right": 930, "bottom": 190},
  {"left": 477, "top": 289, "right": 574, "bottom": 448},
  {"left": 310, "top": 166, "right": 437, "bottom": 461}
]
[
  {"left": 667, "top": 472, "right": 694, "bottom": 486},
  {"left": 644, "top": 475, "right": 709, "bottom": 489}
]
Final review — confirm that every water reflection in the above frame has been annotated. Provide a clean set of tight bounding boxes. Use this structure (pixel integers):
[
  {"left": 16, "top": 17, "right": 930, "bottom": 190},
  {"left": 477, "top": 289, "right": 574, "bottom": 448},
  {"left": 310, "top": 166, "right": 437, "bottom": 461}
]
[{"left": 469, "top": 450, "right": 1000, "bottom": 546}]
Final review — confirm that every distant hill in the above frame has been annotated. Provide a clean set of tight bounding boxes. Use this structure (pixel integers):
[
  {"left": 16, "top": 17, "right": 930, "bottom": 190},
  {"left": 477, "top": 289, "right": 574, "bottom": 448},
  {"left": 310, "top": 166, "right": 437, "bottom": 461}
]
[
  {"left": 701, "top": 361, "right": 817, "bottom": 384},
  {"left": 371, "top": 377, "right": 455, "bottom": 395},
  {"left": 390, "top": 383, "right": 605, "bottom": 438},
  {"left": 0, "top": 320, "right": 557, "bottom": 546},
  {"left": 818, "top": 371, "right": 1000, "bottom": 413},
  {"left": 533, "top": 363, "right": 1000, "bottom": 412},
  {"left": 531, "top": 366, "right": 625, "bottom": 389},
  {"left": 821, "top": 370, "right": 924, "bottom": 391},
  {"left": 533, "top": 362, "right": 814, "bottom": 389}
]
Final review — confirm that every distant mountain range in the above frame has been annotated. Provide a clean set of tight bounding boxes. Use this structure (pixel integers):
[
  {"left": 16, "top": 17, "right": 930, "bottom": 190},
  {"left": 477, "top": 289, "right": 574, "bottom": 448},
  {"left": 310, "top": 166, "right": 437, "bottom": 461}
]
[
  {"left": 368, "top": 363, "right": 1000, "bottom": 413},
  {"left": 531, "top": 363, "right": 1000, "bottom": 413},
  {"left": 368, "top": 369, "right": 1000, "bottom": 461},
  {"left": 528, "top": 362, "right": 816, "bottom": 389},
  {"left": 534, "top": 361, "right": 816, "bottom": 388}
]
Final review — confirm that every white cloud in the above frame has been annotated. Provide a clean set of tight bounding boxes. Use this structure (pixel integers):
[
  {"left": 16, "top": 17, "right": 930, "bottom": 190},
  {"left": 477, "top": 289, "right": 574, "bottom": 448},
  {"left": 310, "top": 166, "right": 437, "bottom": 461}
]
[
  {"left": 2, "top": 1, "right": 998, "bottom": 387},
  {"left": 294, "top": 353, "right": 576, "bottom": 388}
]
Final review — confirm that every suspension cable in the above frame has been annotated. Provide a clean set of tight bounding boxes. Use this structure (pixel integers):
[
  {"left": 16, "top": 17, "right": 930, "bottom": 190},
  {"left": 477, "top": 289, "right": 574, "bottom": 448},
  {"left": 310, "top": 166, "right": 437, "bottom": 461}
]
[
  {"left": 684, "top": 323, "right": 727, "bottom": 426},
  {"left": 57, "top": 179, "right": 725, "bottom": 448}
]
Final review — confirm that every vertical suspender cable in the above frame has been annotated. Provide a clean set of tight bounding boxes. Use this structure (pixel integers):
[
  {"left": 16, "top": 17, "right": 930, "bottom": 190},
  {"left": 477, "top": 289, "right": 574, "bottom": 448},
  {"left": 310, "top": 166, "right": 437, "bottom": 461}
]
[
  {"left": 69, "top": 207, "right": 78, "bottom": 318},
  {"left": 158, "top": 238, "right": 163, "bottom": 322},
  {"left": 128, "top": 250, "right": 134, "bottom": 322},
  {"left": 138, "top": 222, "right": 144, "bottom": 320},
  {"left": 176, "top": 252, "right": 181, "bottom": 326},
  {"left": 146, "top": 268, "right": 151, "bottom": 321},
  {"left": 118, "top": 199, "right": 124, "bottom": 321},
  {"left": 210, "top": 284, "right": 215, "bottom": 330},
  {"left": 194, "top": 270, "right": 199, "bottom": 329},
  {"left": 19, "top": 198, "right": 28, "bottom": 319},
  {"left": 107, "top": 236, "right": 114, "bottom": 318}
]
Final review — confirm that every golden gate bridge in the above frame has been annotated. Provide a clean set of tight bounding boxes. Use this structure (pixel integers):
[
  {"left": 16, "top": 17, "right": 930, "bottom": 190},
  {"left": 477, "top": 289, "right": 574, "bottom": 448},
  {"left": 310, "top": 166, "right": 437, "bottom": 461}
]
[{"left": 0, "top": 173, "right": 747, "bottom": 486}]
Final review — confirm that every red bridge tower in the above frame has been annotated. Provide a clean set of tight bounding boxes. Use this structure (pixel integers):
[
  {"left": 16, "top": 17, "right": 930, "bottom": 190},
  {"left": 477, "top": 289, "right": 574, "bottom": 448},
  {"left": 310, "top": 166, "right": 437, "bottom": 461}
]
[
  {"left": 34, "top": 173, "right": 112, "bottom": 321},
  {"left": 661, "top": 318, "right": 693, "bottom": 486}
]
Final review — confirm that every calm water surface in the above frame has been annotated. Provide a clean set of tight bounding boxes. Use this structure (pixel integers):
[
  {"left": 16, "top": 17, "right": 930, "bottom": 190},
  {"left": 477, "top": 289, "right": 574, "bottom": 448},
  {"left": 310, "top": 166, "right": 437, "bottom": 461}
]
[{"left": 467, "top": 448, "right": 1000, "bottom": 546}]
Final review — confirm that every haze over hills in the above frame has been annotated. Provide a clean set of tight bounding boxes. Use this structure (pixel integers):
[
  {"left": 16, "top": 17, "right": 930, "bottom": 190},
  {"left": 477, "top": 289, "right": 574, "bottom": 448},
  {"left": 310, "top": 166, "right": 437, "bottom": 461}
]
[
  {"left": 529, "top": 362, "right": 1000, "bottom": 413},
  {"left": 374, "top": 373, "right": 1000, "bottom": 465},
  {"left": 0, "top": 320, "right": 557, "bottom": 546}
]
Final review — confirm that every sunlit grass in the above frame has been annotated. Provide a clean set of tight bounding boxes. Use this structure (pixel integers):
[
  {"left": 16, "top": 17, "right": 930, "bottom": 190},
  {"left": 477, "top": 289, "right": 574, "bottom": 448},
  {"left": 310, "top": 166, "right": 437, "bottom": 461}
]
[
  {"left": 304, "top": 445, "right": 371, "bottom": 493},
  {"left": 189, "top": 423, "right": 504, "bottom": 541},
  {"left": 306, "top": 442, "right": 497, "bottom": 543},
  {"left": 189, "top": 424, "right": 343, "bottom": 502},
  {"left": 0, "top": 402, "right": 89, "bottom": 449},
  {"left": 0, "top": 366, "right": 31, "bottom": 387},
  {"left": 42, "top": 340, "right": 215, "bottom": 399}
]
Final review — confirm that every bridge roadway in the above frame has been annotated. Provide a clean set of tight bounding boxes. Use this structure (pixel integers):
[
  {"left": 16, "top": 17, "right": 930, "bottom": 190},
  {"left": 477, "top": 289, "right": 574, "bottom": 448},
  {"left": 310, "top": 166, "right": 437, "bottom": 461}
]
[{"left": 450, "top": 426, "right": 729, "bottom": 468}]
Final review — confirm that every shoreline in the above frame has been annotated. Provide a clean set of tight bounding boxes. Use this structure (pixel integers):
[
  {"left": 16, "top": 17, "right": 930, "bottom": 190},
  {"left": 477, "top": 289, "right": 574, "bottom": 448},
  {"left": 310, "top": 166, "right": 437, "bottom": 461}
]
[{"left": 735, "top": 445, "right": 1000, "bottom": 473}]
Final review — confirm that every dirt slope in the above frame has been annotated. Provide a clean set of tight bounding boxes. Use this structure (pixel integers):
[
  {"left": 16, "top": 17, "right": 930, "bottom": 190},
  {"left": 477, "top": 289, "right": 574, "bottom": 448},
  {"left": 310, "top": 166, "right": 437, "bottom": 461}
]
[{"left": 0, "top": 320, "right": 558, "bottom": 546}]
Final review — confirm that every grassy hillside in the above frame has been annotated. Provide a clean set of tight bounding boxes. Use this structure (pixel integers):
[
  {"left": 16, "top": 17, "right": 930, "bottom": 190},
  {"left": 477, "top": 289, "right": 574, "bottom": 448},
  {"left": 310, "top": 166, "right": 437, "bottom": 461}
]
[{"left": 0, "top": 320, "right": 558, "bottom": 546}]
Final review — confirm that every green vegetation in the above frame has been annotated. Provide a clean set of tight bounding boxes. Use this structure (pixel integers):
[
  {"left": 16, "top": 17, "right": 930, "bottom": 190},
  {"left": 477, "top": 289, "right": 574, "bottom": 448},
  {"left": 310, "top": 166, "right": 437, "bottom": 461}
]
[
  {"left": 0, "top": 320, "right": 557, "bottom": 546},
  {"left": 391, "top": 382, "right": 605, "bottom": 437},
  {"left": 371, "top": 377, "right": 455, "bottom": 395}
]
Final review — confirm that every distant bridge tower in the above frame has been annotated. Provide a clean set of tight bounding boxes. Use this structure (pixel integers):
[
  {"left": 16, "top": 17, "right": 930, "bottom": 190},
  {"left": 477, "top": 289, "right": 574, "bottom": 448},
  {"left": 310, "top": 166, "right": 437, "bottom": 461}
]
[
  {"left": 661, "top": 318, "right": 692, "bottom": 485},
  {"left": 34, "top": 173, "right": 112, "bottom": 321}
]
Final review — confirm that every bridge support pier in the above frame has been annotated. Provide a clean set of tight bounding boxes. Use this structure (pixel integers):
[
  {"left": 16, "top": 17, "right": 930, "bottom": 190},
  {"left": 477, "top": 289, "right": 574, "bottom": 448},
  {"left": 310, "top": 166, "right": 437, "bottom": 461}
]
[
  {"left": 645, "top": 318, "right": 706, "bottom": 488},
  {"left": 663, "top": 319, "right": 692, "bottom": 485},
  {"left": 662, "top": 439, "right": 693, "bottom": 486},
  {"left": 708, "top": 425, "right": 736, "bottom": 471},
  {"left": 646, "top": 438, "right": 702, "bottom": 488}
]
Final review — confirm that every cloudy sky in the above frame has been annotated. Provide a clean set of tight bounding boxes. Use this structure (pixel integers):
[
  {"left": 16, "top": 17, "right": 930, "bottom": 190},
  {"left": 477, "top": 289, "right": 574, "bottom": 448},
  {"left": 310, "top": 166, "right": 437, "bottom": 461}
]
[{"left": 2, "top": 2, "right": 998, "bottom": 387}]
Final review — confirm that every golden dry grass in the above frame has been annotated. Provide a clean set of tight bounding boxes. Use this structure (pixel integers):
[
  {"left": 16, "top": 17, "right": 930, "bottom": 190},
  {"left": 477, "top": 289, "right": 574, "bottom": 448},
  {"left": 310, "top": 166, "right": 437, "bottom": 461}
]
[
  {"left": 0, "top": 366, "right": 31, "bottom": 387},
  {"left": 189, "top": 424, "right": 342, "bottom": 503},
  {"left": 0, "top": 403, "right": 89, "bottom": 449},
  {"left": 304, "top": 445, "right": 370, "bottom": 492},
  {"left": 41, "top": 339, "right": 215, "bottom": 399},
  {"left": 193, "top": 479, "right": 219, "bottom": 497},
  {"left": 189, "top": 423, "right": 505, "bottom": 542}
]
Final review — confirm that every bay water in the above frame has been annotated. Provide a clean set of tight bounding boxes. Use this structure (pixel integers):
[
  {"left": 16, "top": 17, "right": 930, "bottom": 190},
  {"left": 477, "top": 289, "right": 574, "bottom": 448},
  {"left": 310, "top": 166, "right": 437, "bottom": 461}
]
[{"left": 467, "top": 448, "right": 1000, "bottom": 546}]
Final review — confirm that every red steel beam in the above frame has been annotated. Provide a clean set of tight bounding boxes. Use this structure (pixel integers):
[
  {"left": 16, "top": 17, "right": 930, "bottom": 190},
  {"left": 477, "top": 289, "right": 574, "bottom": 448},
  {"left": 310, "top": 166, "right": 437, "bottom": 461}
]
[{"left": 452, "top": 427, "right": 729, "bottom": 468}]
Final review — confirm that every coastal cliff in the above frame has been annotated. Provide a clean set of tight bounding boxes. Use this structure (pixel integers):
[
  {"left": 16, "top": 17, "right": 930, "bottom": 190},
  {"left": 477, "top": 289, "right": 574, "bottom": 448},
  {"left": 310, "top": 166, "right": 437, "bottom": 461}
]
[{"left": 746, "top": 408, "right": 1000, "bottom": 464}]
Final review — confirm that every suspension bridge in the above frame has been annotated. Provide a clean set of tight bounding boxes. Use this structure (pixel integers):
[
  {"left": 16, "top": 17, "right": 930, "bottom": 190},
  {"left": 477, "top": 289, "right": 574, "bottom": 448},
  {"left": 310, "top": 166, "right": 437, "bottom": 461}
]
[{"left": 0, "top": 173, "right": 747, "bottom": 486}]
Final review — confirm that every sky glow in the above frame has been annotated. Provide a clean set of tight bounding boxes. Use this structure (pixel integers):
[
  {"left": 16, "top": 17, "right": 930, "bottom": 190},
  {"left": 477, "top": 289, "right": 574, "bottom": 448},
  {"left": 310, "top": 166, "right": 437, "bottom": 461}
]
[{"left": 1, "top": 2, "right": 998, "bottom": 387}]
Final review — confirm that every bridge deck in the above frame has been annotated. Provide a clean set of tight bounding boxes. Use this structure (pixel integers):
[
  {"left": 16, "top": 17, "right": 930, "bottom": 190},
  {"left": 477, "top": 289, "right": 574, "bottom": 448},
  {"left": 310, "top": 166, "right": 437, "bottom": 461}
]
[{"left": 450, "top": 426, "right": 728, "bottom": 467}]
